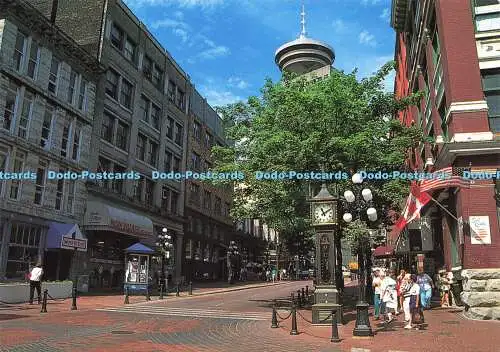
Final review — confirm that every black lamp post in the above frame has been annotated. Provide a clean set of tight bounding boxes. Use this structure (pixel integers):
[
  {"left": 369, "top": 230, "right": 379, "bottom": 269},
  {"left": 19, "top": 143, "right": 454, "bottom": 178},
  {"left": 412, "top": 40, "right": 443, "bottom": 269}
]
[
  {"left": 156, "top": 228, "right": 173, "bottom": 296},
  {"left": 341, "top": 172, "right": 378, "bottom": 337},
  {"left": 227, "top": 240, "right": 239, "bottom": 284}
]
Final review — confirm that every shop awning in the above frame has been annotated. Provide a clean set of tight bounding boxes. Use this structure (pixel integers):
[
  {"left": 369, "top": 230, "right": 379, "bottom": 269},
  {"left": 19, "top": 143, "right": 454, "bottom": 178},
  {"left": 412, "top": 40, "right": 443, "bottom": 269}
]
[
  {"left": 125, "top": 243, "right": 155, "bottom": 254},
  {"left": 373, "top": 245, "right": 394, "bottom": 258},
  {"left": 83, "top": 201, "right": 153, "bottom": 238},
  {"left": 46, "top": 222, "right": 87, "bottom": 252}
]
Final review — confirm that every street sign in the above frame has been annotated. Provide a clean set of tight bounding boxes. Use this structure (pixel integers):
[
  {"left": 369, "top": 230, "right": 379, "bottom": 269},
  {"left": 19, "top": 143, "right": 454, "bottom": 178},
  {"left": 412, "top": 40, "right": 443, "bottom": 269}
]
[{"left": 61, "top": 236, "right": 88, "bottom": 251}]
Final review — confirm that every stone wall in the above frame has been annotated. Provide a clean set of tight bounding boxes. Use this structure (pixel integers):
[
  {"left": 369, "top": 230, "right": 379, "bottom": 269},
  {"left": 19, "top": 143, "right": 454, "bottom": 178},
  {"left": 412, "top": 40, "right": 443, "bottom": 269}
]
[{"left": 461, "top": 269, "right": 500, "bottom": 320}]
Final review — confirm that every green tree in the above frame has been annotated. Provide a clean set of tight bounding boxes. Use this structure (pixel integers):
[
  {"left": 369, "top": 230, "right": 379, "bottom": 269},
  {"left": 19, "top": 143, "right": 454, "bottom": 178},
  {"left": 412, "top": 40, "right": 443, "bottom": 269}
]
[{"left": 212, "top": 62, "right": 422, "bottom": 251}]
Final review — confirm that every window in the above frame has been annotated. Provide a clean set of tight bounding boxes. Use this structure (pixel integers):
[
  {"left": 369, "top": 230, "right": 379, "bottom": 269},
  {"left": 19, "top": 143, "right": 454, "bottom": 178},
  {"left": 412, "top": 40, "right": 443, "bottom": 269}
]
[
  {"left": 476, "top": 0, "right": 500, "bottom": 5},
  {"left": 139, "top": 96, "right": 149, "bottom": 122},
  {"left": 27, "top": 41, "right": 39, "bottom": 79},
  {"left": 190, "top": 183, "right": 200, "bottom": 204},
  {"left": 171, "top": 191, "right": 179, "bottom": 214},
  {"left": 101, "top": 112, "right": 114, "bottom": 142},
  {"left": 173, "top": 156, "right": 181, "bottom": 173},
  {"left": 18, "top": 91, "right": 33, "bottom": 139},
  {"left": 60, "top": 121, "right": 71, "bottom": 158},
  {"left": 6, "top": 224, "right": 42, "bottom": 279},
  {"left": 191, "top": 152, "right": 200, "bottom": 171},
  {"left": 9, "top": 151, "right": 25, "bottom": 201},
  {"left": 166, "top": 117, "right": 174, "bottom": 138},
  {"left": 66, "top": 181, "right": 75, "bottom": 213},
  {"left": 215, "top": 196, "right": 221, "bottom": 215},
  {"left": 177, "top": 89, "right": 185, "bottom": 110},
  {"left": 116, "top": 121, "right": 129, "bottom": 151},
  {"left": 78, "top": 78, "right": 88, "bottom": 111},
  {"left": 161, "top": 186, "right": 169, "bottom": 210},
  {"left": 224, "top": 202, "right": 230, "bottom": 217},
  {"left": 13, "top": 32, "right": 26, "bottom": 72},
  {"left": 205, "top": 132, "right": 212, "bottom": 147},
  {"left": 136, "top": 133, "right": 146, "bottom": 161},
  {"left": 0, "top": 146, "right": 9, "bottom": 196},
  {"left": 174, "top": 123, "right": 183, "bottom": 145},
  {"left": 476, "top": 13, "right": 500, "bottom": 32},
  {"left": 34, "top": 160, "right": 47, "bottom": 205},
  {"left": 113, "top": 164, "right": 126, "bottom": 194},
  {"left": 105, "top": 69, "right": 119, "bottom": 99},
  {"left": 120, "top": 79, "right": 133, "bottom": 109},
  {"left": 145, "top": 179, "right": 154, "bottom": 206},
  {"left": 148, "top": 141, "right": 158, "bottom": 166},
  {"left": 124, "top": 38, "right": 136, "bottom": 62},
  {"left": 151, "top": 104, "right": 161, "bottom": 130},
  {"left": 168, "top": 81, "right": 176, "bottom": 102},
  {"left": 110, "top": 23, "right": 124, "bottom": 50},
  {"left": 71, "top": 125, "right": 81, "bottom": 161},
  {"left": 133, "top": 178, "right": 144, "bottom": 201},
  {"left": 3, "top": 81, "right": 19, "bottom": 131},
  {"left": 68, "top": 71, "right": 78, "bottom": 103},
  {"left": 143, "top": 56, "right": 152, "bottom": 79},
  {"left": 482, "top": 69, "right": 500, "bottom": 133},
  {"left": 164, "top": 151, "right": 172, "bottom": 172},
  {"left": 55, "top": 168, "right": 65, "bottom": 210},
  {"left": 204, "top": 191, "right": 211, "bottom": 210},
  {"left": 185, "top": 239, "right": 193, "bottom": 259},
  {"left": 48, "top": 56, "right": 59, "bottom": 94},
  {"left": 152, "top": 66, "right": 163, "bottom": 88},
  {"left": 193, "top": 121, "right": 201, "bottom": 141}
]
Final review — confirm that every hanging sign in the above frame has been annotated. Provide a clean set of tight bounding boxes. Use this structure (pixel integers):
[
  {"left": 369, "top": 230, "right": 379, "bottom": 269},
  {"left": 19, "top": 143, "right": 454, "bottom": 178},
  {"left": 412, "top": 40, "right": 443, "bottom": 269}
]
[{"left": 469, "top": 216, "right": 491, "bottom": 245}]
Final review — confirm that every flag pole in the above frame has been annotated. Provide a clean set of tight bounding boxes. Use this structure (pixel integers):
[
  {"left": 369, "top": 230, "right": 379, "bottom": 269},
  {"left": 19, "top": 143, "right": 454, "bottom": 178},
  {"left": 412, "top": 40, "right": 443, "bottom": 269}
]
[{"left": 429, "top": 195, "right": 459, "bottom": 221}]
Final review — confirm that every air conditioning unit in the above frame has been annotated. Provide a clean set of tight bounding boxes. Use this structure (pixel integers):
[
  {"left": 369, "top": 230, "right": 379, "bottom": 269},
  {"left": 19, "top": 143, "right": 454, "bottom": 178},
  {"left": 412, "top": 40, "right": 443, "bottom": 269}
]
[{"left": 162, "top": 189, "right": 169, "bottom": 199}]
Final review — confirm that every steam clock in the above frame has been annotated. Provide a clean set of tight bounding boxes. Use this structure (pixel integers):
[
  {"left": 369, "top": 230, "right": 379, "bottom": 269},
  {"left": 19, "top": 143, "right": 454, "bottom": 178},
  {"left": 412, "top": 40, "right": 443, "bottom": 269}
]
[{"left": 309, "top": 184, "right": 341, "bottom": 325}]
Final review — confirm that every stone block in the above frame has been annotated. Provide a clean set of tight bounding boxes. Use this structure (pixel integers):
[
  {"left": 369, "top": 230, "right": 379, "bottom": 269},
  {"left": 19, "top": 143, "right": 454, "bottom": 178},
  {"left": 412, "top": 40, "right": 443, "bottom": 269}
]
[
  {"left": 463, "top": 279, "right": 487, "bottom": 292},
  {"left": 464, "top": 307, "right": 500, "bottom": 320},
  {"left": 461, "top": 291, "right": 500, "bottom": 307},
  {"left": 462, "top": 269, "right": 500, "bottom": 281},
  {"left": 486, "top": 279, "right": 500, "bottom": 292}
]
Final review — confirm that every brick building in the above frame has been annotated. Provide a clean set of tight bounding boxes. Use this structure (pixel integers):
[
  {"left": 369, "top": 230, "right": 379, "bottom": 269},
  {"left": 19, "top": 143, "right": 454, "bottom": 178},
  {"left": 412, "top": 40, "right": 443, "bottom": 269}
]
[
  {"left": 0, "top": 0, "right": 102, "bottom": 280},
  {"left": 391, "top": 0, "right": 500, "bottom": 317}
]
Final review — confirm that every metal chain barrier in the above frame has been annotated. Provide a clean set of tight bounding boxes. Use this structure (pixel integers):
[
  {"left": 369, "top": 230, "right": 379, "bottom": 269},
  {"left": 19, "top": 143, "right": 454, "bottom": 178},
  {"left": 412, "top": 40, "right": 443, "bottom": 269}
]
[
  {"left": 276, "top": 309, "right": 292, "bottom": 321},
  {"left": 296, "top": 310, "right": 333, "bottom": 324}
]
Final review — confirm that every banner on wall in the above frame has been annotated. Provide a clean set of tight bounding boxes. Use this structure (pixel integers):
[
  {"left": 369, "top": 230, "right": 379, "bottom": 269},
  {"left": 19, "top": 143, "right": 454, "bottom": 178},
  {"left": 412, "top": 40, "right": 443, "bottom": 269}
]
[{"left": 469, "top": 216, "right": 491, "bottom": 245}]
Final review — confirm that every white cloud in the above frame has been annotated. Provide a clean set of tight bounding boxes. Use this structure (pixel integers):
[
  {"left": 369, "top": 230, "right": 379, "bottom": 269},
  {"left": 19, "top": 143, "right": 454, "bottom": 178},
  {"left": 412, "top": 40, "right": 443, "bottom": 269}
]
[
  {"left": 228, "top": 77, "right": 249, "bottom": 89},
  {"left": 361, "top": 0, "right": 382, "bottom": 5},
  {"left": 359, "top": 30, "right": 377, "bottom": 46},
  {"left": 198, "top": 46, "right": 230, "bottom": 59},
  {"left": 151, "top": 18, "right": 189, "bottom": 30},
  {"left": 125, "top": 0, "right": 224, "bottom": 8},
  {"left": 332, "top": 19, "right": 347, "bottom": 33},
  {"left": 174, "top": 10, "right": 184, "bottom": 19},
  {"left": 199, "top": 86, "right": 242, "bottom": 106},
  {"left": 173, "top": 28, "right": 189, "bottom": 43},
  {"left": 380, "top": 8, "right": 390, "bottom": 23}
]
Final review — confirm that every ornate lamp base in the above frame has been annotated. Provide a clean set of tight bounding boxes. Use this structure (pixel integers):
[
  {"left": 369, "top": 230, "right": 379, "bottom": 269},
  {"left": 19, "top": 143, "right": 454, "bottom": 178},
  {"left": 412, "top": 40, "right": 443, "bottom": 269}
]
[{"left": 352, "top": 302, "right": 373, "bottom": 337}]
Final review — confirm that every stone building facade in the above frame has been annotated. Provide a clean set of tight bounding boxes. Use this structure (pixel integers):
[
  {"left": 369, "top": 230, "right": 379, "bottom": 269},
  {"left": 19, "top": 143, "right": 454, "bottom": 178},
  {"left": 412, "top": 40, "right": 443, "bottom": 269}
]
[
  {"left": 391, "top": 0, "right": 500, "bottom": 319},
  {"left": 0, "top": 0, "right": 102, "bottom": 280}
]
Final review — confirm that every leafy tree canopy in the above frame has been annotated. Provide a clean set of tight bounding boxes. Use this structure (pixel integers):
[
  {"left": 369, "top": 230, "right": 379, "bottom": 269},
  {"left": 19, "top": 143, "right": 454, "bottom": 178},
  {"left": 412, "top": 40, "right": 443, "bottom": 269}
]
[{"left": 211, "top": 62, "right": 422, "bottom": 250}]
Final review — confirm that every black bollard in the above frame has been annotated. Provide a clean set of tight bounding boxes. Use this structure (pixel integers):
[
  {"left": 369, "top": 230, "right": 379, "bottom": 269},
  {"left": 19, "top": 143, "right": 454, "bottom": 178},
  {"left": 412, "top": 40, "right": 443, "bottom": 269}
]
[
  {"left": 176, "top": 282, "right": 180, "bottom": 297},
  {"left": 146, "top": 287, "right": 151, "bottom": 301},
  {"left": 271, "top": 300, "right": 279, "bottom": 328},
  {"left": 306, "top": 285, "right": 309, "bottom": 297},
  {"left": 301, "top": 288, "right": 306, "bottom": 305},
  {"left": 159, "top": 281, "right": 164, "bottom": 300},
  {"left": 290, "top": 305, "right": 298, "bottom": 335},
  {"left": 297, "top": 290, "right": 302, "bottom": 308},
  {"left": 189, "top": 281, "right": 193, "bottom": 295},
  {"left": 291, "top": 292, "right": 295, "bottom": 306},
  {"left": 124, "top": 286, "right": 130, "bottom": 304},
  {"left": 71, "top": 284, "right": 77, "bottom": 310},
  {"left": 331, "top": 309, "right": 340, "bottom": 342},
  {"left": 40, "top": 289, "right": 48, "bottom": 313}
]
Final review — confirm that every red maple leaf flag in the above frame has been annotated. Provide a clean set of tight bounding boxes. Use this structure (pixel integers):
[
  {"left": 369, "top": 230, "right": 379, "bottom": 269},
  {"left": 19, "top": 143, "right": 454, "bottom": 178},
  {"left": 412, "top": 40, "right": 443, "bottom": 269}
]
[{"left": 395, "top": 182, "right": 432, "bottom": 231}]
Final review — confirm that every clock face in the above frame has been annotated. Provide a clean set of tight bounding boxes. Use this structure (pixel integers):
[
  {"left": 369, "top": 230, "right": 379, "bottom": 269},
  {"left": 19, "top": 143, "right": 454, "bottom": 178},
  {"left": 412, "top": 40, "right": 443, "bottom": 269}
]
[{"left": 313, "top": 203, "right": 335, "bottom": 224}]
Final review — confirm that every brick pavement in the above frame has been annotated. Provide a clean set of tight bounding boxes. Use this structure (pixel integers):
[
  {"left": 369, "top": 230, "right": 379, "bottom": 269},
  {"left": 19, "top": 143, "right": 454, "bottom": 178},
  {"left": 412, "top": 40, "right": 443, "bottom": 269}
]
[{"left": 1, "top": 280, "right": 499, "bottom": 352}]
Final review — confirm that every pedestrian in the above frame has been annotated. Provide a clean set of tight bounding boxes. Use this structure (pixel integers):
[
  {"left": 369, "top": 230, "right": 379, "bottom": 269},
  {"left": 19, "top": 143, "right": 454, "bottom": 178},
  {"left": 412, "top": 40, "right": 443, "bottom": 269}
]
[
  {"left": 401, "top": 273, "right": 413, "bottom": 328},
  {"left": 271, "top": 267, "right": 277, "bottom": 283},
  {"left": 372, "top": 269, "right": 382, "bottom": 320},
  {"left": 29, "top": 262, "right": 43, "bottom": 305},
  {"left": 396, "top": 269, "right": 406, "bottom": 315},
  {"left": 438, "top": 269, "right": 450, "bottom": 307},
  {"left": 402, "top": 274, "right": 421, "bottom": 329},
  {"left": 380, "top": 270, "right": 397, "bottom": 323},
  {"left": 266, "top": 268, "right": 270, "bottom": 281},
  {"left": 416, "top": 269, "right": 434, "bottom": 313}
]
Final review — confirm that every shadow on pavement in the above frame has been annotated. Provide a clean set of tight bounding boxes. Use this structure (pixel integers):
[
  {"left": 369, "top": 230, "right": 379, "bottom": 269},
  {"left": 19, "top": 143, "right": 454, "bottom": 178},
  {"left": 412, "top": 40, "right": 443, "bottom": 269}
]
[{"left": 0, "top": 313, "right": 31, "bottom": 321}]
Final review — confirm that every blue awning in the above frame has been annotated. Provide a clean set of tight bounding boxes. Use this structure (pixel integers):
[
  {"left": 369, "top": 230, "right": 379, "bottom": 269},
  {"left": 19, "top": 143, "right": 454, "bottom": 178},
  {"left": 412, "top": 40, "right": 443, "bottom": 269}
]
[
  {"left": 125, "top": 242, "right": 154, "bottom": 254},
  {"left": 46, "top": 222, "right": 87, "bottom": 252}
]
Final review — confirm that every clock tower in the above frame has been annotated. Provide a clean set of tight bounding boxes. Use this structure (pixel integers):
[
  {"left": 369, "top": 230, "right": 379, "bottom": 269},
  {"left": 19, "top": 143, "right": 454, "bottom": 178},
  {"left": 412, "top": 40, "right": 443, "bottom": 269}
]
[{"left": 309, "top": 184, "right": 342, "bottom": 325}]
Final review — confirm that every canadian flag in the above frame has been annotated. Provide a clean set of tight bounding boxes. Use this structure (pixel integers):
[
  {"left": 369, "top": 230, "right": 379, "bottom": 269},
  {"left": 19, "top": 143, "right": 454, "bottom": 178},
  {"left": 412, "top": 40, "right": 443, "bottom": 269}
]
[{"left": 394, "top": 182, "right": 432, "bottom": 231}]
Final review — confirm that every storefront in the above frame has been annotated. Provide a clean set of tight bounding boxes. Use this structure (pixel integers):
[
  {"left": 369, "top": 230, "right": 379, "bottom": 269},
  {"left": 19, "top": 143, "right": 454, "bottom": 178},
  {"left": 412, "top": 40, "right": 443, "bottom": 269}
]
[{"left": 82, "top": 201, "right": 154, "bottom": 290}]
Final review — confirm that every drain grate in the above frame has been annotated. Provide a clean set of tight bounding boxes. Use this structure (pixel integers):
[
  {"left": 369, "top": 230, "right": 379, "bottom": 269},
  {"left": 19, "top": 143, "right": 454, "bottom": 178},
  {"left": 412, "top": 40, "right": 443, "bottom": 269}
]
[
  {"left": 442, "top": 320, "right": 460, "bottom": 325},
  {"left": 110, "top": 330, "right": 135, "bottom": 335}
]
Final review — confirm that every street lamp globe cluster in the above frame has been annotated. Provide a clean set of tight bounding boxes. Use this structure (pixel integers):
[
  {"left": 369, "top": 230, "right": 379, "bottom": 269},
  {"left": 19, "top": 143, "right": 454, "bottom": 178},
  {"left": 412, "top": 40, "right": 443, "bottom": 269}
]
[
  {"left": 156, "top": 228, "right": 173, "bottom": 295},
  {"left": 341, "top": 173, "right": 379, "bottom": 337}
]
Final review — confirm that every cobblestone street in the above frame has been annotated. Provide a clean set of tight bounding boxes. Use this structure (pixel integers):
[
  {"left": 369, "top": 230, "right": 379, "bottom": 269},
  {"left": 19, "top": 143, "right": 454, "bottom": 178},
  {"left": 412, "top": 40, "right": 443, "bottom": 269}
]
[{"left": 1, "top": 280, "right": 500, "bottom": 352}]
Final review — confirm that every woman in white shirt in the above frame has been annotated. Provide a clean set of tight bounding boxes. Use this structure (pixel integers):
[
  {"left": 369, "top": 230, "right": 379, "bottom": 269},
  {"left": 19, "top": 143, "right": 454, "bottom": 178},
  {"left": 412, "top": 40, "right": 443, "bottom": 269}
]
[
  {"left": 402, "top": 274, "right": 421, "bottom": 329},
  {"left": 380, "top": 271, "right": 398, "bottom": 323}
]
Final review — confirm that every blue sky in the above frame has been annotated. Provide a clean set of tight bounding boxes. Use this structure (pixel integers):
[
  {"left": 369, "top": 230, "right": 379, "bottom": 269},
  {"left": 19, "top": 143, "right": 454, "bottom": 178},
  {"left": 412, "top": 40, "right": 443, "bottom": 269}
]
[{"left": 123, "top": 0, "right": 395, "bottom": 107}]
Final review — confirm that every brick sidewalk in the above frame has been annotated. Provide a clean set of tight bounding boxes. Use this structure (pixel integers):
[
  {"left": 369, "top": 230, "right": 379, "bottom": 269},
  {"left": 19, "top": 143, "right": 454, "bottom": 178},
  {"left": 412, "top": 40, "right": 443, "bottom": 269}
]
[{"left": 0, "top": 280, "right": 288, "bottom": 320}]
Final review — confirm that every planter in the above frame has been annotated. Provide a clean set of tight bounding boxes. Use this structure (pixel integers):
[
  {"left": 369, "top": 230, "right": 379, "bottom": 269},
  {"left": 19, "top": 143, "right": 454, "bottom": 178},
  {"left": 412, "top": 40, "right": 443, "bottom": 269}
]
[{"left": 0, "top": 281, "right": 73, "bottom": 303}]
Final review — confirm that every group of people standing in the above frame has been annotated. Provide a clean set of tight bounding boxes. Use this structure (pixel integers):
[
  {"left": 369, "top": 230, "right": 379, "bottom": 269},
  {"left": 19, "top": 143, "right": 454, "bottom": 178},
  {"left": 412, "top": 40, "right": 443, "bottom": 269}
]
[{"left": 372, "top": 268, "right": 436, "bottom": 330}]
